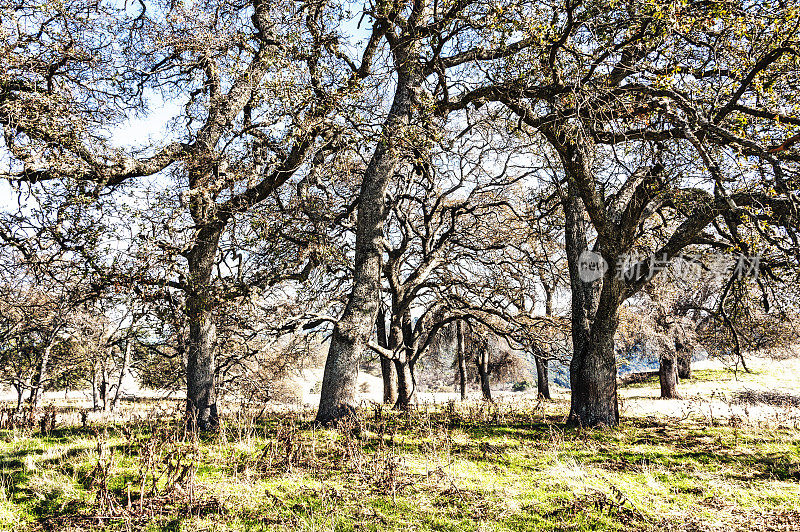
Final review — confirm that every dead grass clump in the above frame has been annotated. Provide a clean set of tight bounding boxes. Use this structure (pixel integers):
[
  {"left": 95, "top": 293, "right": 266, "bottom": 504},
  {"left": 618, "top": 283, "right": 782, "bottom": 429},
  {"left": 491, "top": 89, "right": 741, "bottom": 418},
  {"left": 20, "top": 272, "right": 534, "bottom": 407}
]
[{"left": 732, "top": 389, "right": 800, "bottom": 408}]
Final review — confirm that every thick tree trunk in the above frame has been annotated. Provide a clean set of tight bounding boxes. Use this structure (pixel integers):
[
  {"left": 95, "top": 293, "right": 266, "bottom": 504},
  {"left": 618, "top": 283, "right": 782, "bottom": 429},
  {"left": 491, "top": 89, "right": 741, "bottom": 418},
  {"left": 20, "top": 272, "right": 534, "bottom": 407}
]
[
  {"left": 563, "top": 181, "right": 618, "bottom": 427},
  {"left": 185, "top": 228, "right": 222, "bottom": 432},
  {"left": 535, "top": 356, "right": 551, "bottom": 400},
  {"left": 676, "top": 343, "right": 691, "bottom": 380},
  {"left": 659, "top": 351, "right": 681, "bottom": 399},
  {"left": 394, "top": 357, "right": 415, "bottom": 409},
  {"left": 376, "top": 309, "right": 397, "bottom": 405},
  {"left": 568, "top": 293, "right": 620, "bottom": 427},
  {"left": 316, "top": 70, "right": 419, "bottom": 424},
  {"left": 457, "top": 320, "right": 467, "bottom": 400}
]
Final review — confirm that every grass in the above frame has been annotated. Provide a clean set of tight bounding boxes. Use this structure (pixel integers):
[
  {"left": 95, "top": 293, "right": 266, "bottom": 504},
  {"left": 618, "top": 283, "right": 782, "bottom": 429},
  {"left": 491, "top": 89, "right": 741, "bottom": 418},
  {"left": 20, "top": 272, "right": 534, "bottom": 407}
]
[{"left": 2, "top": 363, "right": 800, "bottom": 531}]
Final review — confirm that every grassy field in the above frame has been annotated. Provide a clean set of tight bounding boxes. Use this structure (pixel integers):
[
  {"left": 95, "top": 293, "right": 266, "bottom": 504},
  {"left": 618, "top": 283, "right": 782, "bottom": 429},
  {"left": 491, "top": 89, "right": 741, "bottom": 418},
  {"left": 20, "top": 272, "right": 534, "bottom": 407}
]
[{"left": 2, "top": 359, "right": 800, "bottom": 531}]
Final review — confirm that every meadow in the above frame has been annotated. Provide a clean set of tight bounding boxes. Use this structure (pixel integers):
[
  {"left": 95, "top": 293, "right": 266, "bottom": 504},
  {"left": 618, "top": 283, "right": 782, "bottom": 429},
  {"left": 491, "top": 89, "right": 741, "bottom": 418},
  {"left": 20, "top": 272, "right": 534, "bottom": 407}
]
[{"left": 2, "top": 357, "right": 800, "bottom": 531}]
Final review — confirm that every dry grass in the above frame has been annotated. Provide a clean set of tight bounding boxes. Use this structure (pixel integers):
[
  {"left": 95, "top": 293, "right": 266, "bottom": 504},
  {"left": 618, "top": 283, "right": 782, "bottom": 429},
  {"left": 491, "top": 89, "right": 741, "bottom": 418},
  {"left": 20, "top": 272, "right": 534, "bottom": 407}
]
[{"left": 0, "top": 355, "right": 799, "bottom": 531}]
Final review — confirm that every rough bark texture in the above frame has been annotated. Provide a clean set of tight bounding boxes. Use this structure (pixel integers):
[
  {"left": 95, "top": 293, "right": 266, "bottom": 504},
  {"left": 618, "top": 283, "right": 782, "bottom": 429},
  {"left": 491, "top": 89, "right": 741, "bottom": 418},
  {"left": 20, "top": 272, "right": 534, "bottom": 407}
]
[
  {"left": 185, "top": 228, "right": 222, "bottom": 432},
  {"left": 316, "top": 69, "right": 419, "bottom": 424},
  {"left": 394, "top": 358, "right": 415, "bottom": 409},
  {"left": 568, "top": 286, "right": 621, "bottom": 426},
  {"left": 100, "top": 360, "right": 110, "bottom": 412},
  {"left": 676, "top": 343, "right": 692, "bottom": 380},
  {"left": 535, "top": 356, "right": 551, "bottom": 400},
  {"left": 659, "top": 351, "right": 681, "bottom": 399},
  {"left": 563, "top": 182, "right": 619, "bottom": 427},
  {"left": 457, "top": 320, "right": 467, "bottom": 401}
]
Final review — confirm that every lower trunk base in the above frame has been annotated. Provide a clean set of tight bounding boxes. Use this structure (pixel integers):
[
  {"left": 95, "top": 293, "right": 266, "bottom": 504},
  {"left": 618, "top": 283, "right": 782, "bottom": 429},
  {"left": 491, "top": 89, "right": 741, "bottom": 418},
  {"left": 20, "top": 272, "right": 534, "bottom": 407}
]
[{"left": 186, "top": 402, "right": 219, "bottom": 432}]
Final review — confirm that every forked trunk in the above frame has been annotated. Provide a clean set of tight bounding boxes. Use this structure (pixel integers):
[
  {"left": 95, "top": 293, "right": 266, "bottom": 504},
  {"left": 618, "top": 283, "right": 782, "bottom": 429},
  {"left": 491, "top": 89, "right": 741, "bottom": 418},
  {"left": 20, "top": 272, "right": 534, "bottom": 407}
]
[
  {"left": 659, "top": 351, "right": 681, "bottom": 399},
  {"left": 563, "top": 184, "right": 618, "bottom": 427}
]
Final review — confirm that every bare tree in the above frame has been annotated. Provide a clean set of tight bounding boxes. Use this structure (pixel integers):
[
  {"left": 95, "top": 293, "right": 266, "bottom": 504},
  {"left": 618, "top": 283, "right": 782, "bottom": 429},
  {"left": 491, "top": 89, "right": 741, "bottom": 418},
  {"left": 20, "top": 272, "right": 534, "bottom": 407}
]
[{"left": 1, "top": 0, "right": 361, "bottom": 430}]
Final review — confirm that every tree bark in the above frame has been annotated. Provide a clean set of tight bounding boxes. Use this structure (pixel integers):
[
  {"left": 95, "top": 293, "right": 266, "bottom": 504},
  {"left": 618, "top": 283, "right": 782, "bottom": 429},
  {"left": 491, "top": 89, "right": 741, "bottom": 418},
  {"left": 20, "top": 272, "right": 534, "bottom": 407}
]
[
  {"left": 100, "top": 367, "right": 109, "bottom": 412},
  {"left": 457, "top": 320, "right": 467, "bottom": 400},
  {"left": 393, "top": 311, "right": 416, "bottom": 409},
  {"left": 376, "top": 309, "right": 397, "bottom": 404},
  {"left": 316, "top": 68, "right": 420, "bottom": 424},
  {"left": 536, "top": 287, "right": 553, "bottom": 400},
  {"left": 30, "top": 338, "right": 53, "bottom": 408},
  {"left": 477, "top": 342, "right": 492, "bottom": 402},
  {"left": 14, "top": 380, "right": 24, "bottom": 413},
  {"left": 568, "top": 288, "right": 620, "bottom": 426},
  {"left": 535, "top": 355, "right": 551, "bottom": 400},
  {"left": 676, "top": 343, "right": 691, "bottom": 380},
  {"left": 394, "top": 357, "right": 415, "bottom": 409},
  {"left": 563, "top": 181, "right": 619, "bottom": 427},
  {"left": 185, "top": 227, "right": 222, "bottom": 432},
  {"left": 111, "top": 339, "right": 132, "bottom": 411},
  {"left": 91, "top": 362, "right": 100, "bottom": 411},
  {"left": 659, "top": 351, "right": 681, "bottom": 399}
]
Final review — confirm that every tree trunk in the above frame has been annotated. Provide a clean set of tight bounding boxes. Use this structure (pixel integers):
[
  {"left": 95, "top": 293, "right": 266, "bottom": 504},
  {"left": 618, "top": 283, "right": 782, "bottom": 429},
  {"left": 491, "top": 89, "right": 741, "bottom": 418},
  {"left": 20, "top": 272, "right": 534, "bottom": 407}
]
[
  {"left": 568, "top": 293, "right": 620, "bottom": 427},
  {"left": 535, "top": 356, "right": 551, "bottom": 400},
  {"left": 394, "top": 357, "right": 415, "bottom": 409},
  {"left": 676, "top": 343, "right": 691, "bottom": 379},
  {"left": 91, "top": 363, "right": 100, "bottom": 411},
  {"left": 185, "top": 228, "right": 223, "bottom": 432},
  {"left": 477, "top": 346, "right": 492, "bottom": 402},
  {"left": 316, "top": 69, "right": 420, "bottom": 425},
  {"left": 536, "top": 287, "right": 554, "bottom": 400},
  {"left": 457, "top": 320, "right": 467, "bottom": 400},
  {"left": 14, "top": 380, "right": 24, "bottom": 413},
  {"left": 563, "top": 181, "right": 618, "bottom": 427},
  {"left": 30, "top": 339, "right": 53, "bottom": 408},
  {"left": 100, "top": 363, "right": 110, "bottom": 412},
  {"left": 393, "top": 312, "right": 416, "bottom": 409},
  {"left": 659, "top": 351, "right": 681, "bottom": 399},
  {"left": 111, "top": 340, "right": 132, "bottom": 411},
  {"left": 376, "top": 309, "right": 397, "bottom": 405}
]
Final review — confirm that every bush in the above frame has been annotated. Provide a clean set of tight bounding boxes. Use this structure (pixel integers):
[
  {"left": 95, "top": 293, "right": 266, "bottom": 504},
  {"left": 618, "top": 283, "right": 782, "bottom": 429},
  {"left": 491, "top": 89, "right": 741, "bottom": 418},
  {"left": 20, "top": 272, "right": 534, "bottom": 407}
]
[{"left": 512, "top": 380, "right": 530, "bottom": 392}]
